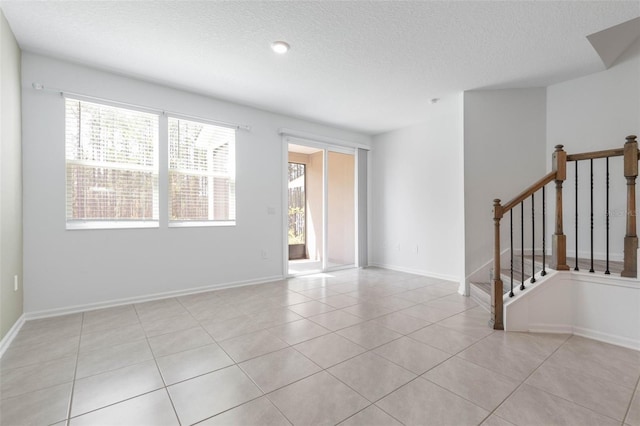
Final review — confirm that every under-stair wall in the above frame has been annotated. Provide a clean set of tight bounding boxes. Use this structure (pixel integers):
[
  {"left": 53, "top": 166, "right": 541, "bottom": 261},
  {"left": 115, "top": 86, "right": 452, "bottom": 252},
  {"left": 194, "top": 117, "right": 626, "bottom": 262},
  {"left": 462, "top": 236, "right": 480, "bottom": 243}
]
[{"left": 504, "top": 270, "right": 640, "bottom": 350}]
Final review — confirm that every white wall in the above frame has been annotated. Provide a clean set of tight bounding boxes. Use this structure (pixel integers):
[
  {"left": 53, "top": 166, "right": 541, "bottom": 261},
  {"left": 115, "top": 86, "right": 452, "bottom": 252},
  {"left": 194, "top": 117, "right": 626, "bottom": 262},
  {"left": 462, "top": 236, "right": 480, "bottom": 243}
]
[
  {"left": 464, "top": 88, "right": 547, "bottom": 283},
  {"left": 21, "top": 53, "right": 370, "bottom": 315},
  {"left": 0, "top": 10, "right": 23, "bottom": 339},
  {"left": 505, "top": 272, "right": 640, "bottom": 350},
  {"left": 370, "top": 94, "right": 465, "bottom": 285},
  {"left": 547, "top": 36, "right": 640, "bottom": 264}
]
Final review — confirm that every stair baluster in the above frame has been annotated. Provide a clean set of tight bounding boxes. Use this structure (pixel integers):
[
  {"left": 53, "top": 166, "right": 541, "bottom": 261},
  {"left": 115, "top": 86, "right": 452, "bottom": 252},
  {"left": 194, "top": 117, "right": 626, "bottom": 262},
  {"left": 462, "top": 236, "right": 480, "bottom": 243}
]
[
  {"left": 575, "top": 161, "right": 579, "bottom": 271},
  {"left": 605, "top": 157, "right": 610, "bottom": 275},
  {"left": 510, "top": 210, "right": 514, "bottom": 297},
  {"left": 590, "top": 159, "right": 595, "bottom": 273},
  {"left": 531, "top": 194, "right": 536, "bottom": 283},
  {"left": 541, "top": 186, "right": 547, "bottom": 276},
  {"left": 520, "top": 201, "right": 525, "bottom": 291}
]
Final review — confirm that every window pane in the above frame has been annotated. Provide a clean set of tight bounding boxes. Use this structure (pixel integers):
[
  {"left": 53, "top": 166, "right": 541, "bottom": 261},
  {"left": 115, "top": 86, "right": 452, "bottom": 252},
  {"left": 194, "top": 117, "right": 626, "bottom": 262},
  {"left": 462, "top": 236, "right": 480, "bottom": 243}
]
[
  {"left": 169, "top": 172, "right": 209, "bottom": 220},
  {"left": 66, "top": 164, "right": 156, "bottom": 220},
  {"left": 65, "top": 98, "right": 159, "bottom": 224},
  {"left": 168, "top": 117, "right": 236, "bottom": 222}
]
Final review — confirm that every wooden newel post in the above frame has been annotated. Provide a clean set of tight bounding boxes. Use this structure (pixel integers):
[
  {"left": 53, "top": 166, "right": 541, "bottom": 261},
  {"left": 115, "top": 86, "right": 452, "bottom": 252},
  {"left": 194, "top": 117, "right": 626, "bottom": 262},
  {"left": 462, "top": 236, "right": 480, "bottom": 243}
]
[
  {"left": 551, "top": 145, "right": 570, "bottom": 271},
  {"left": 622, "top": 135, "right": 638, "bottom": 278},
  {"left": 491, "top": 199, "right": 504, "bottom": 330}
]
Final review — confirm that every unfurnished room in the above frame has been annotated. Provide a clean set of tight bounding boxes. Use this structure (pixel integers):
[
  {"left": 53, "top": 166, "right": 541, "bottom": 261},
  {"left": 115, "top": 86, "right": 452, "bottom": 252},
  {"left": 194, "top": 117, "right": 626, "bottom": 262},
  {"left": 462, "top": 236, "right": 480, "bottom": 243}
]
[{"left": 0, "top": 1, "right": 639, "bottom": 425}]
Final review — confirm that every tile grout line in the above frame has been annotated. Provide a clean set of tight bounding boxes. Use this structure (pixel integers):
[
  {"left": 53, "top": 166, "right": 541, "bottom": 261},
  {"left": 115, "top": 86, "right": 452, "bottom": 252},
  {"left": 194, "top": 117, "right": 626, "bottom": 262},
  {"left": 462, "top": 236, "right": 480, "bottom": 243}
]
[
  {"left": 407, "top": 324, "right": 535, "bottom": 423},
  {"left": 300, "top": 327, "right": 452, "bottom": 425},
  {"left": 62, "top": 388, "right": 166, "bottom": 423},
  {"left": 30, "top": 309, "right": 458, "bottom": 424},
  {"left": 298, "top": 287, "right": 466, "bottom": 333},
  {"left": 0, "top": 331, "right": 83, "bottom": 374},
  {"left": 210, "top": 329, "right": 381, "bottom": 425},
  {"left": 185, "top": 297, "right": 297, "bottom": 425},
  {"left": 476, "top": 333, "right": 610, "bottom": 425},
  {"left": 367, "top": 325, "right": 504, "bottom": 425},
  {"left": 0, "top": 271, "right": 434, "bottom": 423},
  {"left": 261, "top": 348, "right": 373, "bottom": 425},
  {"left": 333, "top": 403, "right": 381, "bottom": 425},
  {"left": 64, "top": 313, "right": 85, "bottom": 425},
  {"left": 139, "top": 299, "right": 195, "bottom": 426},
  {"left": 466, "top": 333, "right": 571, "bottom": 423},
  {"left": 235, "top": 343, "right": 325, "bottom": 393},
  {"left": 621, "top": 368, "right": 640, "bottom": 425},
  {"left": 171, "top": 283, "right": 477, "bottom": 424},
  {"left": 365, "top": 375, "right": 431, "bottom": 425},
  {"left": 521, "top": 335, "right": 637, "bottom": 423},
  {"left": 10, "top": 270, "right": 633, "bottom": 426},
  {"left": 61, "top": 306, "right": 179, "bottom": 421},
  {"left": 190, "top": 393, "right": 294, "bottom": 426}
]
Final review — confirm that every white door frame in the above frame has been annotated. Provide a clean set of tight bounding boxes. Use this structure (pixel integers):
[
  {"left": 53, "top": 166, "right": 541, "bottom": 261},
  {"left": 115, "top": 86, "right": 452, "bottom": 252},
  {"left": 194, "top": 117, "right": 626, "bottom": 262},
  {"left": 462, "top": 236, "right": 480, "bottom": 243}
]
[{"left": 282, "top": 136, "right": 359, "bottom": 277}]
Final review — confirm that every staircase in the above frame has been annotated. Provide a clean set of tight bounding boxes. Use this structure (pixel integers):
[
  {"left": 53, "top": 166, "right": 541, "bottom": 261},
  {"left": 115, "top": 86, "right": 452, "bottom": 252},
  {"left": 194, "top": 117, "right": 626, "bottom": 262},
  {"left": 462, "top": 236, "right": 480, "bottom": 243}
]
[
  {"left": 486, "top": 135, "right": 638, "bottom": 330},
  {"left": 470, "top": 254, "right": 625, "bottom": 311}
]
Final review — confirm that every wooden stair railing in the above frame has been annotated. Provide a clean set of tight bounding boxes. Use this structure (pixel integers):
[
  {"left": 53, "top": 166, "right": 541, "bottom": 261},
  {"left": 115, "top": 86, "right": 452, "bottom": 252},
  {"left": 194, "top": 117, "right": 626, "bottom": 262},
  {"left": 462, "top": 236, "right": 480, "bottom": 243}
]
[{"left": 490, "top": 135, "right": 638, "bottom": 330}]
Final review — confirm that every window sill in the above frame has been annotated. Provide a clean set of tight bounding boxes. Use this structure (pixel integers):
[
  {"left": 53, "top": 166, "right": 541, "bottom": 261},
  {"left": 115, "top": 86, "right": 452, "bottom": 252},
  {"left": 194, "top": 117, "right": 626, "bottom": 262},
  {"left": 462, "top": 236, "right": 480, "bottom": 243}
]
[
  {"left": 168, "top": 221, "right": 236, "bottom": 228},
  {"left": 66, "top": 221, "right": 159, "bottom": 230}
]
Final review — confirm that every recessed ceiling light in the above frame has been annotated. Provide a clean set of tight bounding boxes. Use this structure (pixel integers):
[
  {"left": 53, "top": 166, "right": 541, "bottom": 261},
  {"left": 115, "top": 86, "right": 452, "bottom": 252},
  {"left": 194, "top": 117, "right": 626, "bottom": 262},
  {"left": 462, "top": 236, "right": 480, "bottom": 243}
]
[
  {"left": 271, "top": 41, "right": 290, "bottom": 54},
  {"left": 430, "top": 98, "right": 440, "bottom": 104}
]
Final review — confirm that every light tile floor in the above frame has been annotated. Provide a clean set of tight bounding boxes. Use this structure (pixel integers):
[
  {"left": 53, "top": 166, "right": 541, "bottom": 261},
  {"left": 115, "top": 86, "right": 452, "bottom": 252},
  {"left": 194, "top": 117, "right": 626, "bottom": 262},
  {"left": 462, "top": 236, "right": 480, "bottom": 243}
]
[{"left": 1, "top": 267, "right": 639, "bottom": 425}]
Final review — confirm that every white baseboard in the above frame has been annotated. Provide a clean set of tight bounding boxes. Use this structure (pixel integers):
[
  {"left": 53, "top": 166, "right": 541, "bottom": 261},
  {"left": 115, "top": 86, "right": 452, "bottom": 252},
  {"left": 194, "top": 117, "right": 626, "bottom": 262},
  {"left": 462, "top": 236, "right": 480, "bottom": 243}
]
[
  {"left": 573, "top": 326, "right": 640, "bottom": 351},
  {"left": 505, "top": 271, "right": 640, "bottom": 351},
  {"left": 469, "top": 286, "right": 490, "bottom": 312},
  {"left": 25, "top": 275, "right": 285, "bottom": 320},
  {"left": 19, "top": 263, "right": 462, "bottom": 323},
  {"left": 369, "top": 262, "right": 459, "bottom": 283},
  {"left": 369, "top": 262, "right": 464, "bottom": 295},
  {"left": 528, "top": 323, "right": 574, "bottom": 334},
  {"left": 0, "top": 314, "right": 25, "bottom": 358}
]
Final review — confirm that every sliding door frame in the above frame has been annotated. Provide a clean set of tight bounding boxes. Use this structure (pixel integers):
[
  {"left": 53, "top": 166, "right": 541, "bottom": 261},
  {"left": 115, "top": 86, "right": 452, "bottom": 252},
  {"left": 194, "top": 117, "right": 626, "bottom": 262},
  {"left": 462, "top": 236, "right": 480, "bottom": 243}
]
[{"left": 282, "top": 135, "right": 363, "bottom": 277}]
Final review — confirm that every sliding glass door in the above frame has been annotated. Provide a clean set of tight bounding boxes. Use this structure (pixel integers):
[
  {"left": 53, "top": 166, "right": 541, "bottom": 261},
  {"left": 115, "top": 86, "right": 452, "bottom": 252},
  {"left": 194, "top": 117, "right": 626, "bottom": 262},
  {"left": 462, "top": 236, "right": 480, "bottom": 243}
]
[
  {"left": 327, "top": 151, "right": 355, "bottom": 269},
  {"left": 286, "top": 142, "right": 356, "bottom": 275}
]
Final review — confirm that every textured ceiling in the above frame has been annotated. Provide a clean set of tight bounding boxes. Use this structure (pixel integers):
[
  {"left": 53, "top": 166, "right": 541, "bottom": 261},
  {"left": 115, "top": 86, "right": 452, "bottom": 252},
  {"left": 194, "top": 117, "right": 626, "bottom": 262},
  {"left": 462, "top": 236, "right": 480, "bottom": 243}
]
[{"left": 1, "top": 1, "right": 639, "bottom": 135}]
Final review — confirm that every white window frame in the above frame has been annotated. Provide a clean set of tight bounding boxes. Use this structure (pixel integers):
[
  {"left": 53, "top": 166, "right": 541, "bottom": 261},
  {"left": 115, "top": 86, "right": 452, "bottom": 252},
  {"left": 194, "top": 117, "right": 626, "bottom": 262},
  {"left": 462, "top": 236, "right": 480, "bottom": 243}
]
[
  {"left": 65, "top": 97, "right": 160, "bottom": 230},
  {"left": 167, "top": 115, "right": 236, "bottom": 228}
]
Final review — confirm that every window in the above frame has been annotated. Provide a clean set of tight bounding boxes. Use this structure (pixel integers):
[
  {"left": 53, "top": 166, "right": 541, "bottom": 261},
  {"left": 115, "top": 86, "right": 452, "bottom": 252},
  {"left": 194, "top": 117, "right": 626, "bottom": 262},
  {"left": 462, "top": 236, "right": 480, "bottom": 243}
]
[
  {"left": 65, "top": 99, "right": 159, "bottom": 229},
  {"left": 168, "top": 117, "right": 236, "bottom": 225}
]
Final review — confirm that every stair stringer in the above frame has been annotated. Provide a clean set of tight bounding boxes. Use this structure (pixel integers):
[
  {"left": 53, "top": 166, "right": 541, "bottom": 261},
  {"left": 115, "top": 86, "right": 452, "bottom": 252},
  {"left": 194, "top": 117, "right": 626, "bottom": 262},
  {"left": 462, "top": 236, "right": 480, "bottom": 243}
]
[{"left": 504, "top": 270, "right": 640, "bottom": 350}]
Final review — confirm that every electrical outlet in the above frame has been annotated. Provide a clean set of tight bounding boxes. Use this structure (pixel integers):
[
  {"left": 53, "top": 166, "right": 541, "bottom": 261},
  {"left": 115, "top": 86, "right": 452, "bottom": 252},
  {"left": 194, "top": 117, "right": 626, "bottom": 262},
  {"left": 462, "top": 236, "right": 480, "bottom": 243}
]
[
  {"left": 13, "top": 275, "right": 18, "bottom": 292},
  {"left": 261, "top": 250, "right": 268, "bottom": 260}
]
